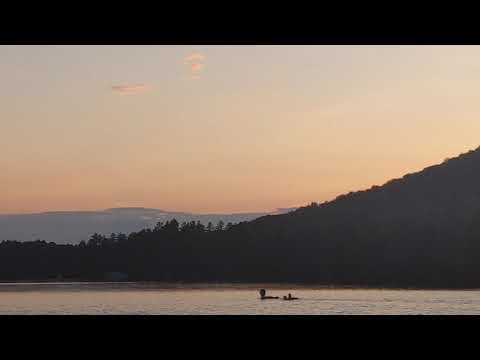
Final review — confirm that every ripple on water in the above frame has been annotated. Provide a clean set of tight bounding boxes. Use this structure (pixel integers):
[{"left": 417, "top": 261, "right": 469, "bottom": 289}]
[{"left": 1, "top": 284, "right": 480, "bottom": 314}]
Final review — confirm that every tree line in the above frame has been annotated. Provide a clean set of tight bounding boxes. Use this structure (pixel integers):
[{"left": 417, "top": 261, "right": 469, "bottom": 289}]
[{"left": 3, "top": 147, "right": 480, "bottom": 288}]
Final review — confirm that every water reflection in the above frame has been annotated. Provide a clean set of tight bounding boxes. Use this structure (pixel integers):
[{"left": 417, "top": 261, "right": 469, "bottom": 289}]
[{"left": 0, "top": 283, "right": 479, "bottom": 314}]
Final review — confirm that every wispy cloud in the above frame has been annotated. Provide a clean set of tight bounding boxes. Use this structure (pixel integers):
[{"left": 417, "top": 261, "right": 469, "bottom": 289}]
[
  {"left": 184, "top": 52, "right": 206, "bottom": 79},
  {"left": 111, "top": 84, "right": 150, "bottom": 94},
  {"left": 190, "top": 62, "right": 205, "bottom": 73}
]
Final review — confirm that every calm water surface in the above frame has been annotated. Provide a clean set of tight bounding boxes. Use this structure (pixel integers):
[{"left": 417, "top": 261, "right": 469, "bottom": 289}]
[{"left": 0, "top": 282, "right": 479, "bottom": 314}]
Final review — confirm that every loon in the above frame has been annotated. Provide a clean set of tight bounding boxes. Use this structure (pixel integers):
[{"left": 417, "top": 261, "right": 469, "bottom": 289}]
[
  {"left": 259, "top": 289, "right": 279, "bottom": 300},
  {"left": 283, "top": 293, "right": 299, "bottom": 301}
]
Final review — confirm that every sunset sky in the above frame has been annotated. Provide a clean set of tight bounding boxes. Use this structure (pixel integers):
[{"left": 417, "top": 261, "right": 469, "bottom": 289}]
[{"left": 2, "top": 45, "right": 480, "bottom": 214}]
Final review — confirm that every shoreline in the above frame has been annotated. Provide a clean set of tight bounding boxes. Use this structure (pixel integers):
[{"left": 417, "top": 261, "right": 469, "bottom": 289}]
[{"left": 0, "top": 280, "right": 479, "bottom": 291}]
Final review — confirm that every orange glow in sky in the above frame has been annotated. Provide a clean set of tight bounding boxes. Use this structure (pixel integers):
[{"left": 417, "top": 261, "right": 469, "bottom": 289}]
[{"left": 2, "top": 45, "right": 480, "bottom": 214}]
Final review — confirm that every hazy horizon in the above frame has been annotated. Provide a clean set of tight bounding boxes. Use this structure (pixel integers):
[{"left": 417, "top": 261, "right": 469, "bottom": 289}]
[
  {"left": 0, "top": 206, "right": 298, "bottom": 216},
  {"left": 3, "top": 45, "right": 480, "bottom": 214}
]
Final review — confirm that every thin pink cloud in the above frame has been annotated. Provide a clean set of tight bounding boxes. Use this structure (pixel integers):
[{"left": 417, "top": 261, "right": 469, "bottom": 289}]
[
  {"left": 111, "top": 84, "right": 150, "bottom": 94},
  {"left": 184, "top": 52, "right": 206, "bottom": 79},
  {"left": 190, "top": 62, "right": 205, "bottom": 73}
]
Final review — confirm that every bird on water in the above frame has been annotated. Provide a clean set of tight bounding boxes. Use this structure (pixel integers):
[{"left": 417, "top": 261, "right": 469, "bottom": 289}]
[{"left": 259, "top": 289, "right": 279, "bottom": 299}]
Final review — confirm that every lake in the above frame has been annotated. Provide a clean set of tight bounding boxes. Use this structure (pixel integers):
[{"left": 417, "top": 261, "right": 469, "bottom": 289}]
[{"left": 0, "top": 282, "right": 479, "bottom": 314}]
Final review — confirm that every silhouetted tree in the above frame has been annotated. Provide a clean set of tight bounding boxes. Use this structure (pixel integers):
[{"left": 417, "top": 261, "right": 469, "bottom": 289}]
[
  {"left": 215, "top": 220, "right": 224, "bottom": 232},
  {"left": 206, "top": 222, "right": 214, "bottom": 232},
  {"left": 153, "top": 222, "right": 164, "bottom": 232}
]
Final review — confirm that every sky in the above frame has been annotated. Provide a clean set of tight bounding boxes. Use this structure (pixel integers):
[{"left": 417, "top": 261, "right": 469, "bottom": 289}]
[{"left": 2, "top": 45, "right": 480, "bottom": 214}]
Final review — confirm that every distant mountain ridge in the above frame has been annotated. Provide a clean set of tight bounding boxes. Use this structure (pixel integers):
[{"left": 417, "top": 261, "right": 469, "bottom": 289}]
[
  {"left": 0, "top": 207, "right": 296, "bottom": 244},
  {"left": 3, "top": 147, "right": 480, "bottom": 287},
  {"left": 255, "top": 146, "right": 480, "bottom": 221}
]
